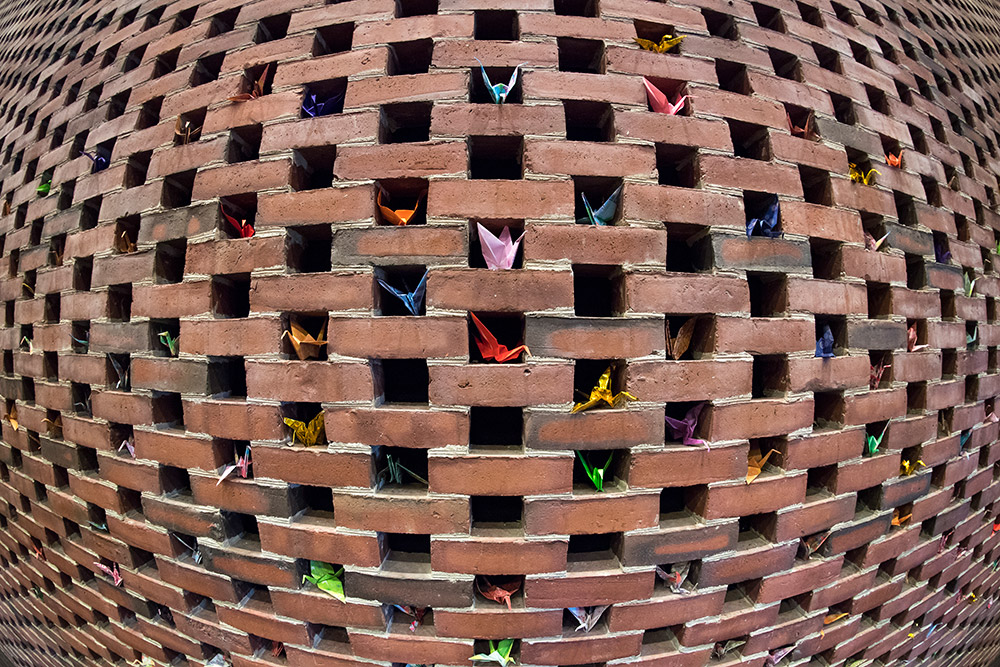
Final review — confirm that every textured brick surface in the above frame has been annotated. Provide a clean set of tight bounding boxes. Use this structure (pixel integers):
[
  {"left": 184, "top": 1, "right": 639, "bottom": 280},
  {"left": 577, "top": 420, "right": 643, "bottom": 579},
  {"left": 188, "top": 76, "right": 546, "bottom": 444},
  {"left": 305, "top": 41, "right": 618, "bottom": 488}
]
[{"left": 1, "top": 0, "right": 1000, "bottom": 666}]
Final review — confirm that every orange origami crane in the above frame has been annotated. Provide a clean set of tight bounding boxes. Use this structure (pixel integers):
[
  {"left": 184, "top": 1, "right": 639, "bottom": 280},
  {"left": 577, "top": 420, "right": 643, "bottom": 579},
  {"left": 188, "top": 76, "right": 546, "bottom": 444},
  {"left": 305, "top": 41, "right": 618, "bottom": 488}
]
[
  {"left": 746, "top": 446, "right": 779, "bottom": 484},
  {"left": 470, "top": 313, "right": 530, "bottom": 363},
  {"left": 892, "top": 508, "right": 911, "bottom": 526},
  {"left": 378, "top": 189, "right": 423, "bottom": 225},
  {"left": 885, "top": 150, "right": 903, "bottom": 167},
  {"left": 282, "top": 320, "right": 327, "bottom": 360},
  {"left": 476, "top": 576, "right": 521, "bottom": 609},
  {"left": 228, "top": 65, "right": 269, "bottom": 102},
  {"left": 667, "top": 318, "right": 696, "bottom": 360}
]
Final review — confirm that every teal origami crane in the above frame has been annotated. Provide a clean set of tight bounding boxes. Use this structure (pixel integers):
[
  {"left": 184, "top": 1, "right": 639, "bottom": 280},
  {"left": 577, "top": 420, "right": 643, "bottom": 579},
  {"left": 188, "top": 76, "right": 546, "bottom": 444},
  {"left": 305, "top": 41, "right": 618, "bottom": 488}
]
[
  {"left": 578, "top": 184, "right": 623, "bottom": 225},
  {"left": 865, "top": 423, "right": 888, "bottom": 457},
  {"left": 476, "top": 59, "right": 526, "bottom": 104}
]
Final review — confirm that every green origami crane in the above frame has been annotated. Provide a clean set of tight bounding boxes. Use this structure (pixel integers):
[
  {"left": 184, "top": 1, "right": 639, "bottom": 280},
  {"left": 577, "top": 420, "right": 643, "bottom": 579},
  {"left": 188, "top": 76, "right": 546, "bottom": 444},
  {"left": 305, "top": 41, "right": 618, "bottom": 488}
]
[
  {"left": 865, "top": 423, "right": 888, "bottom": 457},
  {"left": 576, "top": 451, "right": 614, "bottom": 491},
  {"left": 965, "top": 272, "right": 976, "bottom": 297},
  {"left": 37, "top": 180, "right": 50, "bottom": 196},
  {"left": 471, "top": 639, "right": 516, "bottom": 666},
  {"left": 158, "top": 331, "right": 179, "bottom": 356},
  {"left": 302, "top": 560, "right": 345, "bottom": 601}
]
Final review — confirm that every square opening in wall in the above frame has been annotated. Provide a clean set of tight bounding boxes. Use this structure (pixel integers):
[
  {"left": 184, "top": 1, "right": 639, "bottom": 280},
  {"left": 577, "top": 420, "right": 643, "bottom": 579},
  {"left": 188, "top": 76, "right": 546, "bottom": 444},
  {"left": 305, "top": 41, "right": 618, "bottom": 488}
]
[
  {"left": 375, "top": 265, "right": 428, "bottom": 315},
  {"left": 574, "top": 177, "right": 624, "bottom": 226},
  {"left": 868, "top": 350, "right": 890, "bottom": 389},
  {"left": 375, "top": 359, "right": 429, "bottom": 405},
  {"left": 313, "top": 23, "right": 354, "bottom": 56},
  {"left": 475, "top": 10, "right": 518, "bottom": 40},
  {"left": 716, "top": 60, "right": 751, "bottom": 95},
  {"left": 191, "top": 53, "right": 224, "bottom": 87},
  {"left": 302, "top": 79, "right": 347, "bottom": 118},
  {"left": 138, "top": 95, "right": 162, "bottom": 129},
  {"left": 469, "top": 312, "right": 527, "bottom": 363},
  {"left": 221, "top": 511, "right": 259, "bottom": 545},
  {"left": 830, "top": 92, "right": 855, "bottom": 124},
  {"left": 292, "top": 148, "right": 336, "bottom": 191},
  {"left": 810, "top": 238, "right": 842, "bottom": 280},
  {"left": 904, "top": 254, "right": 925, "bottom": 289},
  {"left": 384, "top": 533, "right": 430, "bottom": 563},
  {"left": 471, "top": 496, "right": 522, "bottom": 529},
  {"left": 656, "top": 144, "right": 697, "bottom": 187},
  {"left": 286, "top": 226, "right": 332, "bottom": 273},
  {"left": 564, "top": 100, "right": 614, "bottom": 142},
  {"left": 395, "top": 0, "right": 437, "bottom": 17},
  {"left": 122, "top": 46, "right": 144, "bottom": 72},
  {"left": 729, "top": 120, "right": 771, "bottom": 161},
  {"left": 254, "top": 14, "right": 290, "bottom": 43},
  {"left": 752, "top": 356, "right": 788, "bottom": 398},
  {"left": 81, "top": 197, "right": 101, "bottom": 230},
  {"left": 208, "top": 357, "right": 247, "bottom": 398},
  {"left": 747, "top": 273, "right": 787, "bottom": 317},
  {"left": 470, "top": 65, "right": 523, "bottom": 104},
  {"left": 469, "top": 136, "right": 523, "bottom": 180},
  {"left": 867, "top": 282, "right": 891, "bottom": 319},
  {"left": 227, "top": 125, "right": 262, "bottom": 163},
  {"left": 379, "top": 102, "right": 432, "bottom": 144},
  {"left": 573, "top": 265, "right": 623, "bottom": 317},
  {"left": 799, "top": 165, "right": 832, "bottom": 205},
  {"left": 375, "top": 179, "right": 427, "bottom": 226},
  {"left": 893, "top": 191, "right": 917, "bottom": 226},
  {"left": 153, "top": 48, "right": 180, "bottom": 78},
  {"left": 375, "top": 445, "right": 429, "bottom": 489},
  {"left": 154, "top": 239, "right": 186, "bottom": 284},
  {"left": 161, "top": 170, "right": 195, "bottom": 208},
  {"left": 813, "top": 391, "right": 844, "bottom": 430},
  {"left": 469, "top": 407, "right": 523, "bottom": 451},
  {"left": 665, "top": 401, "right": 707, "bottom": 444},
  {"left": 296, "top": 485, "right": 334, "bottom": 520},
  {"left": 554, "top": 0, "right": 596, "bottom": 16},
  {"left": 470, "top": 220, "right": 524, "bottom": 269},
  {"left": 659, "top": 486, "right": 697, "bottom": 522},
  {"left": 753, "top": 2, "right": 786, "bottom": 31},
  {"left": 666, "top": 224, "right": 711, "bottom": 272},
  {"left": 108, "top": 284, "right": 132, "bottom": 322},
  {"left": 211, "top": 274, "right": 251, "bottom": 318},
  {"left": 567, "top": 532, "right": 619, "bottom": 565},
  {"left": 388, "top": 39, "right": 433, "bottom": 75},
  {"left": 107, "top": 90, "right": 129, "bottom": 120},
  {"left": 769, "top": 49, "right": 801, "bottom": 81},
  {"left": 58, "top": 180, "right": 74, "bottom": 211},
  {"left": 557, "top": 37, "right": 604, "bottom": 74}
]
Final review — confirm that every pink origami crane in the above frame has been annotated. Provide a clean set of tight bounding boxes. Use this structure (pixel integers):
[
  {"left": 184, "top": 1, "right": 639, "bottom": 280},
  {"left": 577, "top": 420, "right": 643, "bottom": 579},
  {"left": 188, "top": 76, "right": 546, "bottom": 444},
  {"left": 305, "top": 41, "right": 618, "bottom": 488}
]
[
  {"left": 765, "top": 646, "right": 795, "bottom": 665},
  {"left": 665, "top": 403, "right": 707, "bottom": 448},
  {"left": 217, "top": 448, "right": 251, "bottom": 485},
  {"left": 94, "top": 562, "right": 123, "bottom": 586},
  {"left": 642, "top": 78, "right": 690, "bottom": 115},
  {"left": 477, "top": 223, "right": 524, "bottom": 270},
  {"left": 118, "top": 439, "right": 135, "bottom": 458}
]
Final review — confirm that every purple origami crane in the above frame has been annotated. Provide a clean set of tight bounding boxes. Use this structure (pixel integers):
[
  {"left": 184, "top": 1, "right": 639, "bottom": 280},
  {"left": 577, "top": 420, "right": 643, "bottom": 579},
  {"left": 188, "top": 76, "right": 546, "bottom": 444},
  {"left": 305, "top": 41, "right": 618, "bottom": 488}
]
[
  {"left": 666, "top": 403, "right": 707, "bottom": 448},
  {"left": 934, "top": 240, "right": 951, "bottom": 263},
  {"left": 815, "top": 324, "right": 835, "bottom": 358},
  {"left": 80, "top": 150, "right": 108, "bottom": 173},
  {"left": 478, "top": 222, "right": 525, "bottom": 270},
  {"left": 301, "top": 91, "right": 344, "bottom": 117}
]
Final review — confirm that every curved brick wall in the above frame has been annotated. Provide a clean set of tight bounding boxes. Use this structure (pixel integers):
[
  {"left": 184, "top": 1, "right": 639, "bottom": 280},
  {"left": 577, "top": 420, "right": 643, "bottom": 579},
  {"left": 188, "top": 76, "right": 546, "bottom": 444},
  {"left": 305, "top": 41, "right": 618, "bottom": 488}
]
[{"left": 3, "top": 0, "right": 1000, "bottom": 665}]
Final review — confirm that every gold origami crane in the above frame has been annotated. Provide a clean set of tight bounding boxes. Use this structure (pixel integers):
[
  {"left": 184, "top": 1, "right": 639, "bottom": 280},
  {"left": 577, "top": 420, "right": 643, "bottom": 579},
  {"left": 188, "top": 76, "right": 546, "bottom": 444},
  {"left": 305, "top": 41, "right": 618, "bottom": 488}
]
[
  {"left": 572, "top": 367, "right": 637, "bottom": 413},
  {"left": 634, "top": 34, "right": 685, "bottom": 53},
  {"left": 746, "top": 446, "right": 779, "bottom": 484},
  {"left": 282, "top": 320, "right": 327, "bottom": 361}
]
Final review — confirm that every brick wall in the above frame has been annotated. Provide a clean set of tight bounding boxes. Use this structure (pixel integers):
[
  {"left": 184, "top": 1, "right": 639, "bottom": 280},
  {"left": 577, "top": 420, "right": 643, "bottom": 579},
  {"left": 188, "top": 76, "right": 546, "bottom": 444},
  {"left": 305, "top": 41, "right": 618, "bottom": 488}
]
[{"left": 0, "top": 0, "right": 999, "bottom": 665}]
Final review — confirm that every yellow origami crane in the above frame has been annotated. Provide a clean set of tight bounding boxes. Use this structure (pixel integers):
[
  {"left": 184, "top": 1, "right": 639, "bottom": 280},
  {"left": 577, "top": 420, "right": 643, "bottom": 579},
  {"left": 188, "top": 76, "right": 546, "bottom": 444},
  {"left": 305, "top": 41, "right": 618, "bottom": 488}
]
[
  {"left": 900, "top": 458, "right": 925, "bottom": 476},
  {"left": 377, "top": 189, "right": 423, "bottom": 226},
  {"left": 634, "top": 34, "right": 685, "bottom": 53},
  {"left": 824, "top": 612, "right": 848, "bottom": 625},
  {"left": 746, "top": 446, "right": 779, "bottom": 484},
  {"left": 282, "top": 320, "right": 327, "bottom": 361},
  {"left": 284, "top": 413, "right": 325, "bottom": 446},
  {"left": 572, "top": 367, "right": 637, "bottom": 413},
  {"left": 5, "top": 405, "right": 17, "bottom": 431},
  {"left": 849, "top": 163, "right": 880, "bottom": 186}
]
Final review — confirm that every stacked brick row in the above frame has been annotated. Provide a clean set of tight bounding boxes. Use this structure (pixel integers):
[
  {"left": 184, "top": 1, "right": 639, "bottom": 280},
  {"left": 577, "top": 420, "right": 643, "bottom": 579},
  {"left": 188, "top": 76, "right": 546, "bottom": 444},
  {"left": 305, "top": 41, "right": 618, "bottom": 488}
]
[{"left": 0, "top": 0, "right": 999, "bottom": 665}]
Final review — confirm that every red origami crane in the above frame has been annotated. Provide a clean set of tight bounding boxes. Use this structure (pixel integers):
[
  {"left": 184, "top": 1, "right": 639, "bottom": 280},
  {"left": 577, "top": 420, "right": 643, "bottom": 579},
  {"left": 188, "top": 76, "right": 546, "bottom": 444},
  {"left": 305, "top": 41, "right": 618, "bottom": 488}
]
[
  {"left": 470, "top": 313, "right": 530, "bottom": 363},
  {"left": 221, "top": 204, "right": 255, "bottom": 238},
  {"left": 476, "top": 576, "right": 521, "bottom": 609}
]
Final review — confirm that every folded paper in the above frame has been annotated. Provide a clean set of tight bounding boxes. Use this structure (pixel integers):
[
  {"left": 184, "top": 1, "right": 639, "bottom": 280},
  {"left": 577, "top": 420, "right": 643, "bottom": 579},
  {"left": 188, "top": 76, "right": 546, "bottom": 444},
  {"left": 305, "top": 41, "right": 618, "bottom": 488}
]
[{"left": 470, "top": 313, "right": 530, "bottom": 363}]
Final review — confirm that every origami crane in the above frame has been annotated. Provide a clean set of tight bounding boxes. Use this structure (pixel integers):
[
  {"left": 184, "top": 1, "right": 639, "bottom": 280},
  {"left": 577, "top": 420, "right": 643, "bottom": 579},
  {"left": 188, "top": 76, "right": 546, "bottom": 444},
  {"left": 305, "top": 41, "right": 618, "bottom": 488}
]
[
  {"left": 271, "top": 642, "right": 284, "bottom": 658},
  {"left": 746, "top": 196, "right": 780, "bottom": 238},
  {"left": 477, "top": 222, "right": 524, "bottom": 270},
  {"left": 81, "top": 150, "right": 108, "bottom": 172},
  {"left": 470, "top": 639, "right": 515, "bottom": 666},
  {"left": 907, "top": 324, "right": 927, "bottom": 352},
  {"left": 476, "top": 576, "right": 521, "bottom": 609},
  {"left": 109, "top": 355, "right": 130, "bottom": 390},
  {"left": 2, "top": 200, "right": 9, "bottom": 216},
  {"left": 765, "top": 646, "right": 795, "bottom": 666},
  {"left": 94, "top": 562, "right": 123, "bottom": 586},
  {"left": 89, "top": 521, "right": 108, "bottom": 532},
  {"left": 217, "top": 447, "right": 251, "bottom": 485},
  {"left": 655, "top": 562, "right": 690, "bottom": 594},
  {"left": 787, "top": 111, "right": 815, "bottom": 139},
  {"left": 579, "top": 184, "right": 622, "bottom": 226},
  {"left": 961, "top": 430, "right": 972, "bottom": 448},
  {"left": 129, "top": 657, "right": 155, "bottom": 667},
  {"left": 377, "top": 453, "right": 429, "bottom": 488},
  {"left": 666, "top": 318, "right": 695, "bottom": 360},
  {"left": 567, "top": 605, "right": 608, "bottom": 632},
  {"left": 302, "top": 561, "right": 345, "bottom": 601},
  {"left": 900, "top": 458, "right": 925, "bottom": 476},
  {"left": 475, "top": 59, "right": 526, "bottom": 104},
  {"left": 572, "top": 366, "right": 636, "bottom": 413},
  {"left": 470, "top": 313, "right": 530, "bottom": 363},
  {"left": 377, "top": 189, "right": 423, "bottom": 226},
  {"left": 4, "top": 405, "right": 16, "bottom": 431},
  {"left": 965, "top": 272, "right": 976, "bottom": 297},
  {"left": 869, "top": 361, "right": 890, "bottom": 390},
  {"left": 114, "top": 229, "right": 136, "bottom": 253},
  {"left": 985, "top": 411, "right": 999, "bottom": 424},
  {"left": 665, "top": 403, "right": 707, "bottom": 447},
  {"left": 634, "top": 34, "right": 684, "bottom": 53},
  {"left": 968, "top": 324, "right": 978, "bottom": 346},
  {"left": 228, "top": 65, "right": 268, "bottom": 102},
  {"left": 712, "top": 640, "right": 745, "bottom": 659},
  {"left": 849, "top": 163, "right": 880, "bottom": 185},
  {"left": 284, "top": 412, "right": 325, "bottom": 446},
  {"left": 118, "top": 439, "right": 135, "bottom": 458},
  {"left": 158, "top": 331, "right": 179, "bottom": 356},
  {"left": 174, "top": 116, "right": 201, "bottom": 145},
  {"left": 393, "top": 605, "right": 427, "bottom": 632},
  {"left": 824, "top": 612, "right": 848, "bottom": 625},
  {"left": 301, "top": 90, "right": 344, "bottom": 117},
  {"left": 934, "top": 240, "right": 951, "bottom": 263},
  {"left": 865, "top": 422, "right": 888, "bottom": 457},
  {"left": 865, "top": 231, "right": 889, "bottom": 251},
  {"left": 376, "top": 268, "right": 428, "bottom": 316},
  {"left": 746, "top": 446, "right": 779, "bottom": 484},
  {"left": 172, "top": 534, "right": 203, "bottom": 564},
  {"left": 221, "top": 205, "right": 254, "bottom": 238},
  {"left": 37, "top": 177, "right": 51, "bottom": 196},
  {"left": 885, "top": 151, "right": 903, "bottom": 167},
  {"left": 799, "top": 531, "right": 829, "bottom": 559},
  {"left": 815, "top": 324, "right": 835, "bottom": 358},
  {"left": 576, "top": 450, "right": 613, "bottom": 491},
  {"left": 891, "top": 509, "right": 910, "bottom": 527},
  {"left": 42, "top": 416, "right": 61, "bottom": 439},
  {"left": 283, "top": 320, "right": 327, "bottom": 360},
  {"left": 642, "top": 78, "right": 690, "bottom": 115}
]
